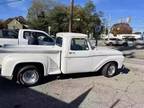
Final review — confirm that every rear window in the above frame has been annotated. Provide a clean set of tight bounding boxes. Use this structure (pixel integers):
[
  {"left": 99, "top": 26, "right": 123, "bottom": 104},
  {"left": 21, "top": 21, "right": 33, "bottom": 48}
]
[
  {"left": 105, "top": 38, "right": 108, "bottom": 41},
  {"left": 56, "top": 37, "right": 63, "bottom": 47},
  {"left": 110, "top": 38, "right": 117, "bottom": 40},
  {"left": 124, "top": 38, "right": 136, "bottom": 41},
  {"left": 117, "top": 39, "right": 122, "bottom": 41},
  {"left": 0, "top": 30, "right": 3, "bottom": 38},
  {"left": 0, "top": 30, "right": 18, "bottom": 39}
]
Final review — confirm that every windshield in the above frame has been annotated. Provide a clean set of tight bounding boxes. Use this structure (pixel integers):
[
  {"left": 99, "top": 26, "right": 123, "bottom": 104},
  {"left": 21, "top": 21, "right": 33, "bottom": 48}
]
[{"left": 88, "top": 39, "right": 95, "bottom": 50}]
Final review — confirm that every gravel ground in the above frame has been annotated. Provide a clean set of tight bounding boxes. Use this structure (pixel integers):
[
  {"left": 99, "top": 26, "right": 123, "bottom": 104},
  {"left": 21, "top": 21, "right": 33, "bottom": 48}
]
[{"left": 0, "top": 58, "right": 144, "bottom": 108}]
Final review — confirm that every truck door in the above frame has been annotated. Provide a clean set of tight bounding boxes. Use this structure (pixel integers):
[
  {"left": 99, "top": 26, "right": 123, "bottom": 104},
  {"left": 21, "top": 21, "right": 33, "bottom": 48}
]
[
  {"left": 20, "top": 31, "right": 30, "bottom": 45},
  {"left": 66, "top": 38, "right": 92, "bottom": 73}
]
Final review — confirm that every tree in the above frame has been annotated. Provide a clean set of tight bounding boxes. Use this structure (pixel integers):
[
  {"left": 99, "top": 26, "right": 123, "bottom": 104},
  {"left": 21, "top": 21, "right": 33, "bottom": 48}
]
[
  {"left": 84, "top": 0, "right": 102, "bottom": 33},
  {"left": 27, "top": 0, "right": 59, "bottom": 31},
  {"left": 48, "top": 5, "right": 69, "bottom": 34},
  {"left": 27, "top": 0, "right": 103, "bottom": 36},
  {"left": 0, "top": 20, "right": 4, "bottom": 29},
  {"left": 27, "top": 0, "right": 58, "bottom": 20},
  {"left": 111, "top": 23, "right": 133, "bottom": 36}
]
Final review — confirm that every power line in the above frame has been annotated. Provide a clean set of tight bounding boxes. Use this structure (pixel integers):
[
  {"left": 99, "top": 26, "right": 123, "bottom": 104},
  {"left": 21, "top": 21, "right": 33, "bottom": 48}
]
[{"left": 0, "top": 0, "right": 22, "bottom": 5}]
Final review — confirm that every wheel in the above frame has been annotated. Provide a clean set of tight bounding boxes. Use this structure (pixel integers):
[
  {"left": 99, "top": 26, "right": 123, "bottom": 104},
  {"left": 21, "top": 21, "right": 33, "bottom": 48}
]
[
  {"left": 15, "top": 65, "right": 41, "bottom": 86},
  {"left": 123, "top": 43, "right": 128, "bottom": 47},
  {"left": 102, "top": 62, "right": 118, "bottom": 78},
  {"left": 109, "top": 42, "right": 113, "bottom": 46}
]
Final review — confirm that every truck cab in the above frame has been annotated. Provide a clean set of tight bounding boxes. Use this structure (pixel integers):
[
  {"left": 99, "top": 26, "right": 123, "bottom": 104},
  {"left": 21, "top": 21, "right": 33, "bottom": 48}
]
[
  {"left": 56, "top": 33, "right": 124, "bottom": 74},
  {"left": 56, "top": 33, "right": 93, "bottom": 74},
  {"left": 0, "top": 29, "right": 55, "bottom": 46},
  {"left": 19, "top": 29, "right": 55, "bottom": 45}
]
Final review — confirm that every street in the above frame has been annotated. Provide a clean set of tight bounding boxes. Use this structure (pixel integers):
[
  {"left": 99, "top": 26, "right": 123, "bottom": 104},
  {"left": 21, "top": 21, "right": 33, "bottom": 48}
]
[{"left": 0, "top": 56, "right": 144, "bottom": 108}]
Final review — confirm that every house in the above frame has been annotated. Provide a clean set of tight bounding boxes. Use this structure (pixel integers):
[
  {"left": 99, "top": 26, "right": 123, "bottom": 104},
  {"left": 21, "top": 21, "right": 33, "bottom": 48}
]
[{"left": 5, "top": 16, "right": 29, "bottom": 30}]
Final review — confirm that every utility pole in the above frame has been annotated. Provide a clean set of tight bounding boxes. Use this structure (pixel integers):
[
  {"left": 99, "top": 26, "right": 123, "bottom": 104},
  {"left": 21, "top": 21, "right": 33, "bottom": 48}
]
[
  {"left": 108, "top": 14, "right": 111, "bottom": 39},
  {"left": 69, "top": 0, "right": 74, "bottom": 32}
]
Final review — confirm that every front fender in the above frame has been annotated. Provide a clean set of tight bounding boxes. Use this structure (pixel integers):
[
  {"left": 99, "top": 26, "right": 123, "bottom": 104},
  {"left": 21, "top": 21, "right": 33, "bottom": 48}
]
[
  {"left": 94, "top": 55, "right": 124, "bottom": 71},
  {"left": 1, "top": 54, "right": 47, "bottom": 76}
]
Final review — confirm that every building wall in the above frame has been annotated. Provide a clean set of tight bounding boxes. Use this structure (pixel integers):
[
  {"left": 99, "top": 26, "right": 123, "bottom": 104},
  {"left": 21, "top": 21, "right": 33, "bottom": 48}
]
[{"left": 7, "top": 19, "right": 23, "bottom": 29}]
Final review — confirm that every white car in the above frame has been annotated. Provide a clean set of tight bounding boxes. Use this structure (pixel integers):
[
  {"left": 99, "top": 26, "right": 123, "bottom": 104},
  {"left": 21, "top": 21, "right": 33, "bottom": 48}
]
[
  {"left": 0, "top": 32, "right": 124, "bottom": 86},
  {"left": 104, "top": 38, "right": 126, "bottom": 46},
  {"left": 135, "top": 38, "right": 144, "bottom": 45}
]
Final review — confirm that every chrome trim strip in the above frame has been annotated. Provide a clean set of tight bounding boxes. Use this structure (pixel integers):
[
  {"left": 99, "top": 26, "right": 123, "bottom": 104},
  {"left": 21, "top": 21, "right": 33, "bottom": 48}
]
[{"left": 0, "top": 50, "right": 60, "bottom": 54}]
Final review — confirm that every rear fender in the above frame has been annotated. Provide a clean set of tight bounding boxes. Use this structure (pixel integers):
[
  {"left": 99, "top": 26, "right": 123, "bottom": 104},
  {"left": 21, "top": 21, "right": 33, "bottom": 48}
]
[{"left": 1, "top": 55, "right": 47, "bottom": 76}]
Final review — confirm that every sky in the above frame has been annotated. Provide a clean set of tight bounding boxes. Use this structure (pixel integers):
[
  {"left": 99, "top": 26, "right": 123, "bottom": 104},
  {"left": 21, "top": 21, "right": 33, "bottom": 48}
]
[{"left": 0, "top": 0, "right": 144, "bottom": 32}]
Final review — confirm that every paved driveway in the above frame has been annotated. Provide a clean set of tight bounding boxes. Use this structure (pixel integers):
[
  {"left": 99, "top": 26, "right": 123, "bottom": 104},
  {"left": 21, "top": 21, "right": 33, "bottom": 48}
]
[{"left": 0, "top": 58, "right": 144, "bottom": 108}]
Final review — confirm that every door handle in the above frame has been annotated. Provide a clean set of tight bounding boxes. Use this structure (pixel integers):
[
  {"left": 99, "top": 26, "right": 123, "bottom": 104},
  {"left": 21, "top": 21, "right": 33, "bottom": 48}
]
[{"left": 69, "top": 52, "right": 75, "bottom": 54}]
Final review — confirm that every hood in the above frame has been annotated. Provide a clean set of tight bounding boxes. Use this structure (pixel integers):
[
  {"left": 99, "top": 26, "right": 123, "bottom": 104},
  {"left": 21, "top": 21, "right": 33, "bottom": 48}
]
[{"left": 93, "top": 47, "right": 123, "bottom": 56}]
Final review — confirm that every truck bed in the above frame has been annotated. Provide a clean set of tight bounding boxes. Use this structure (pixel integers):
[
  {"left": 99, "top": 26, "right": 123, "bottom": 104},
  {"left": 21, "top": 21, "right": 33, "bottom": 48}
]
[{"left": 0, "top": 45, "right": 62, "bottom": 71}]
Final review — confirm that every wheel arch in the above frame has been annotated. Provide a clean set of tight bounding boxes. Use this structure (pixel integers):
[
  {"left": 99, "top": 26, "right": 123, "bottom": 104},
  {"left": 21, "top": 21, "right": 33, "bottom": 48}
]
[
  {"left": 100, "top": 61, "right": 118, "bottom": 70},
  {"left": 96, "top": 60, "right": 118, "bottom": 72},
  {"left": 12, "top": 62, "right": 45, "bottom": 78}
]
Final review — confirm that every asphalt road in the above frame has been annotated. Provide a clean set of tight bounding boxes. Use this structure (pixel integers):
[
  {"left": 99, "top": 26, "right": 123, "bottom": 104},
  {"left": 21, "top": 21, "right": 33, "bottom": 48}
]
[{"left": 0, "top": 58, "right": 144, "bottom": 108}]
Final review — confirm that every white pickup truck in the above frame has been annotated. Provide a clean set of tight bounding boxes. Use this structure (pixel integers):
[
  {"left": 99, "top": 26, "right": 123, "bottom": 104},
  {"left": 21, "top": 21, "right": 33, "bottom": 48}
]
[
  {"left": 0, "top": 29, "right": 55, "bottom": 46},
  {"left": 0, "top": 32, "right": 124, "bottom": 86}
]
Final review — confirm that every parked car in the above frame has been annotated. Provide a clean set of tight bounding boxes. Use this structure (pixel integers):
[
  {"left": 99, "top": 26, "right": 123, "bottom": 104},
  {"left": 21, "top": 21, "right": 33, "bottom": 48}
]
[
  {"left": 0, "top": 32, "right": 124, "bottom": 86},
  {"left": 122, "top": 37, "right": 137, "bottom": 47},
  {"left": 123, "top": 37, "right": 144, "bottom": 46},
  {"left": 135, "top": 38, "right": 144, "bottom": 45},
  {"left": 104, "top": 38, "right": 126, "bottom": 46},
  {"left": 0, "top": 29, "right": 55, "bottom": 46}
]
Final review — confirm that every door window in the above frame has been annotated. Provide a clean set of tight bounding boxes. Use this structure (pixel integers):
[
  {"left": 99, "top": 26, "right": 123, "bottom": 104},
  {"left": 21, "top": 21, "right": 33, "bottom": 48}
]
[
  {"left": 23, "top": 31, "right": 31, "bottom": 39},
  {"left": 71, "top": 38, "right": 89, "bottom": 50}
]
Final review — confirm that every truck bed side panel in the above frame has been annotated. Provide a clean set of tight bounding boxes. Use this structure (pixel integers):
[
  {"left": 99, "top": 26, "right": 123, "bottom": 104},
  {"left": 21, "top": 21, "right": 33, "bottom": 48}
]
[{"left": 0, "top": 50, "right": 61, "bottom": 76}]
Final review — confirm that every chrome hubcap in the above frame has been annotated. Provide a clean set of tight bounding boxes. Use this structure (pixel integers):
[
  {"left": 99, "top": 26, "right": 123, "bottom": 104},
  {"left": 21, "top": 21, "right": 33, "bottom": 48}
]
[
  {"left": 22, "top": 70, "right": 39, "bottom": 84},
  {"left": 108, "top": 65, "right": 116, "bottom": 76}
]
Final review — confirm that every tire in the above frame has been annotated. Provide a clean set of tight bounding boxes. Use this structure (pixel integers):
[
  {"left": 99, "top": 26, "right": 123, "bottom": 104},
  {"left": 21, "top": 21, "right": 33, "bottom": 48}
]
[
  {"left": 109, "top": 42, "right": 113, "bottom": 46},
  {"left": 15, "top": 65, "right": 41, "bottom": 86},
  {"left": 123, "top": 43, "right": 128, "bottom": 47},
  {"left": 102, "top": 62, "right": 118, "bottom": 78},
  {"left": 105, "top": 44, "right": 109, "bottom": 46}
]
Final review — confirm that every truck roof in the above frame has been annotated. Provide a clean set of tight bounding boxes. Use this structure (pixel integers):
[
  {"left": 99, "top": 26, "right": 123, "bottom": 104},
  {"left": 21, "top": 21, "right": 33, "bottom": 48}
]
[
  {"left": 20, "top": 29, "right": 48, "bottom": 33},
  {"left": 56, "top": 32, "right": 88, "bottom": 38}
]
